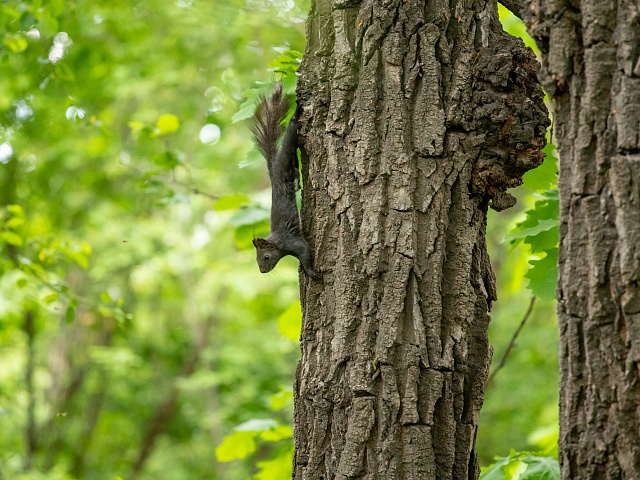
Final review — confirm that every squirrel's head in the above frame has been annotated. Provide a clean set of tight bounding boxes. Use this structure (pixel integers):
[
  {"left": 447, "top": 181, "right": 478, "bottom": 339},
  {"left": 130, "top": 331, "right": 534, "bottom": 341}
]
[{"left": 252, "top": 238, "right": 284, "bottom": 273}]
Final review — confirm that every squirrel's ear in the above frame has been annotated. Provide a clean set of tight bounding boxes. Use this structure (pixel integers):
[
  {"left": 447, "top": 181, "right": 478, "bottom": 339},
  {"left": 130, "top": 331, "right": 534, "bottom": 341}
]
[{"left": 254, "top": 238, "right": 273, "bottom": 248}]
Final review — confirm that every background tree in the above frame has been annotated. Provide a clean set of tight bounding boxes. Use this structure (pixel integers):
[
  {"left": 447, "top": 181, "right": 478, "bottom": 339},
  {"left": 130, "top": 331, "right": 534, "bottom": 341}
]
[
  {"left": 294, "top": 0, "right": 548, "bottom": 478},
  {"left": 523, "top": 1, "right": 640, "bottom": 478},
  {"left": 0, "top": 2, "right": 560, "bottom": 479}
]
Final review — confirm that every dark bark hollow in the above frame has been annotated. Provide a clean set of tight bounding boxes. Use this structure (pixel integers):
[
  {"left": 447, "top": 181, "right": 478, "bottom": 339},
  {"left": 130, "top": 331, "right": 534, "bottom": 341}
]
[
  {"left": 524, "top": 1, "right": 640, "bottom": 479},
  {"left": 295, "top": 1, "right": 548, "bottom": 478}
]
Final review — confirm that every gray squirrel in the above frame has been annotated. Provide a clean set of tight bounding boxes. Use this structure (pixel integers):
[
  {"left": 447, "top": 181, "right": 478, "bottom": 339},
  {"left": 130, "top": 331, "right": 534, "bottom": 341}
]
[{"left": 251, "top": 84, "right": 319, "bottom": 279}]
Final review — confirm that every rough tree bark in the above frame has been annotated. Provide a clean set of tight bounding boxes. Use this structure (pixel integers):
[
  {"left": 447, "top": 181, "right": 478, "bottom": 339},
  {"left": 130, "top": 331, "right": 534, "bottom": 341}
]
[
  {"left": 294, "top": 1, "right": 549, "bottom": 478},
  {"left": 524, "top": 1, "right": 640, "bottom": 479}
]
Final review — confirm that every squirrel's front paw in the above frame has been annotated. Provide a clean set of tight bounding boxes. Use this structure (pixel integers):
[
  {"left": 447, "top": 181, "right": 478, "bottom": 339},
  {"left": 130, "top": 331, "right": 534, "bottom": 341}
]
[
  {"left": 308, "top": 269, "right": 321, "bottom": 280},
  {"left": 300, "top": 265, "right": 321, "bottom": 280}
]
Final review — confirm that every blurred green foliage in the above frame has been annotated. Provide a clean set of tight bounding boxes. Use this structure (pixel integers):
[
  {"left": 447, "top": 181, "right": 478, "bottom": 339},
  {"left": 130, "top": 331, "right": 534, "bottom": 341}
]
[
  {"left": 0, "top": 1, "right": 558, "bottom": 479},
  {"left": 481, "top": 452, "right": 560, "bottom": 480},
  {"left": 1, "top": 0, "right": 306, "bottom": 479}
]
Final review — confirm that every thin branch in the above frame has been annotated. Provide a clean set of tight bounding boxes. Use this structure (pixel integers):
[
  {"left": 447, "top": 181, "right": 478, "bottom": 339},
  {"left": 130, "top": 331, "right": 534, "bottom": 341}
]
[
  {"left": 41, "top": 365, "right": 90, "bottom": 471},
  {"left": 130, "top": 314, "right": 217, "bottom": 478},
  {"left": 69, "top": 369, "right": 108, "bottom": 478},
  {"left": 487, "top": 296, "right": 536, "bottom": 386},
  {"left": 119, "top": 161, "right": 220, "bottom": 201},
  {"left": 42, "top": 326, "right": 113, "bottom": 472},
  {"left": 190, "top": 188, "right": 220, "bottom": 200},
  {"left": 172, "top": 164, "right": 219, "bottom": 199},
  {"left": 23, "top": 310, "right": 36, "bottom": 472}
]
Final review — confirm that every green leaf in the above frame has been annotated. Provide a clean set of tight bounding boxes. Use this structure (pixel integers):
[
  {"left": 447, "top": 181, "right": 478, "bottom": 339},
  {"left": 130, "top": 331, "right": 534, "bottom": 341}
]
[
  {"left": 228, "top": 207, "right": 270, "bottom": 227},
  {"left": 482, "top": 452, "right": 556, "bottom": 480},
  {"left": 521, "top": 456, "right": 560, "bottom": 480},
  {"left": 232, "top": 73, "right": 299, "bottom": 125},
  {"left": 268, "top": 49, "right": 302, "bottom": 79},
  {"left": 3, "top": 34, "right": 28, "bottom": 53},
  {"left": 504, "top": 459, "right": 528, "bottom": 479},
  {"left": 152, "top": 151, "right": 180, "bottom": 170},
  {"left": 66, "top": 248, "right": 90, "bottom": 269},
  {"left": 260, "top": 425, "right": 293, "bottom": 442},
  {"left": 20, "top": 12, "right": 37, "bottom": 30},
  {"left": 155, "top": 114, "right": 180, "bottom": 135},
  {"left": 16, "top": 277, "right": 28, "bottom": 289},
  {"left": 1, "top": 231, "right": 23, "bottom": 247},
  {"left": 214, "top": 194, "right": 250, "bottom": 211},
  {"left": 37, "top": 14, "right": 58, "bottom": 36},
  {"left": 6, "top": 216, "right": 25, "bottom": 228},
  {"left": 509, "top": 191, "right": 559, "bottom": 242},
  {"left": 270, "top": 389, "right": 293, "bottom": 410},
  {"left": 238, "top": 158, "right": 260, "bottom": 168},
  {"left": 215, "top": 431, "right": 257, "bottom": 462},
  {"left": 525, "top": 249, "right": 558, "bottom": 301},
  {"left": 481, "top": 457, "right": 509, "bottom": 480},
  {"left": 528, "top": 425, "right": 559, "bottom": 456},
  {"left": 100, "top": 292, "right": 112, "bottom": 303},
  {"left": 42, "top": 292, "right": 59, "bottom": 304},
  {"left": 80, "top": 242, "right": 92, "bottom": 255},
  {"left": 253, "top": 447, "right": 294, "bottom": 480},
  {"left": 505, "top": 219, "right": 558, "bottom": 241},
  {"left": 221, "top": 67, "right": 236, "bottom": 84},
  {"left": 277, "top": 301, "right": 301, "bottom": 341},
  {"left": 522, "top": 143, "right": 558, "bottom": 192},
  {"left": 269, "top": 49, "right": 302, "bottom": 69},
  {"left": 65, "top": 306, "right": 75, "bottom": 323},
  {"left": 235, "top": 418, "right": 279, "bottom": 432},
  {"left": 232, "top": 88, "right": 262, "bottom": 124},
  {"left": 482, "top": 453, "right": 560, "bottom": 480},
  {"left": 526, "top": 227, "right": 558, "bottom": 255},
  {"left": 507, "top": 188, "right": 559, "bottom": 297},
  {"left": 7, "top": 204, "right": 24, "bottom": 216}
]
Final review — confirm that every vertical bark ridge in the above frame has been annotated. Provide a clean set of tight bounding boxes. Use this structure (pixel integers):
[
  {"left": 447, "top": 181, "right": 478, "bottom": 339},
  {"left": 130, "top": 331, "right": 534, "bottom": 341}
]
[
  {"left": 524, "top": 0, "right": 640, "bottom": 478},
  {"left": 295, "top": 0, "right": 548, "bottom": 478}
]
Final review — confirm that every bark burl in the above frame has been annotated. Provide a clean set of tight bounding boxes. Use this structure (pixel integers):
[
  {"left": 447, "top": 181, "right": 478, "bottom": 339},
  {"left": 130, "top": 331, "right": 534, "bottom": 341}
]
[{"left": 294, "top": 1, "right": 549, "bottom": 478}]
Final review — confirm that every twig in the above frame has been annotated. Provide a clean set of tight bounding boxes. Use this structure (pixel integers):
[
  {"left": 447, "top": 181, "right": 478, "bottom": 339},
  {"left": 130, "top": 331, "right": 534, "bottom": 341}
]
[
  {"left": 69, "top": 369, "right": 108, "bottom": 478},
  {"left": 191, "top": 188, "right": 219, "bottom": 200},
  {"left": 42, "top": 314, "right": 114, "bottom": 472},
  {"left": 119, "top": 160, "right": 220, "bottom": 201},
  {"left": 130, "top": 314, "right": 217, "bottom": 477},
  {"left": 171, "top": 168, "right": 219, "bottom": 199},
  {"left": 487, "top": 296, "right": 536, "bottom": 386},
  {"left": 23, "top": 310, "right": 36, "bottom": 471}
]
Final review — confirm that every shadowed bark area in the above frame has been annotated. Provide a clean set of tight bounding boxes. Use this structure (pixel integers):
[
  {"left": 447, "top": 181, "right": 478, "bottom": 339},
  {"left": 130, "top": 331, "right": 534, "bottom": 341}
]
[
  {"left": 524, "top": 1, "right": 640, "bottom": 479},
  {"left": 294, "top": 0, "right": 548, "bottom": 478}
]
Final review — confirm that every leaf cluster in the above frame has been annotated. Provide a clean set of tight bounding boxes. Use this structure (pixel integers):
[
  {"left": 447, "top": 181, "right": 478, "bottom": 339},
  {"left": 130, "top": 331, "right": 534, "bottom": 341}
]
[
  {"left": 506, "top": 187, "right": 559, "bottom": 301},
  {"left": 481, "top": 451, "right": 560, "bottom": 480}
]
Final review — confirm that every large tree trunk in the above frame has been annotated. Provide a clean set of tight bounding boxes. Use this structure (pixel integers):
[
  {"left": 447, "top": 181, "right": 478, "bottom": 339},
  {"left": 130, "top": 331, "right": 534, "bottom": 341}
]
[
  {"left": 294, "top": 1, "right": 548, "bottom": 478},
  {"left": 524, "top": 1, "right": 640, "bottom": 479}
]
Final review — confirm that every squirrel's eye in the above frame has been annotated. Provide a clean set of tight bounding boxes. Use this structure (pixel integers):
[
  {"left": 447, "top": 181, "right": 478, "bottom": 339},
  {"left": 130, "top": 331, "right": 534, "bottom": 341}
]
[{"left": 264, "top": 254, "right": 271, "bottom": 261}]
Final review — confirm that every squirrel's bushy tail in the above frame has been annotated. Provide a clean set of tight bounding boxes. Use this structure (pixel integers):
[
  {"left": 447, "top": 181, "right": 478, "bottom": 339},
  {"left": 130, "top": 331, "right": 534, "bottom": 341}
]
[{"left": 251, "top": 84, "right": 291, "bottom": 166}]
